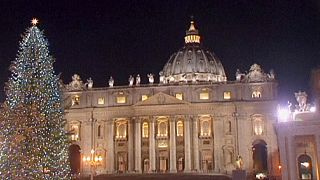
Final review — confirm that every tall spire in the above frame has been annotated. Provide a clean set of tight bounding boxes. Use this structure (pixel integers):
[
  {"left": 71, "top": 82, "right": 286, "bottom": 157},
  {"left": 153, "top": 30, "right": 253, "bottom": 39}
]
[{"left": 184, "top": 18, "right": 200, "bottom": 44}]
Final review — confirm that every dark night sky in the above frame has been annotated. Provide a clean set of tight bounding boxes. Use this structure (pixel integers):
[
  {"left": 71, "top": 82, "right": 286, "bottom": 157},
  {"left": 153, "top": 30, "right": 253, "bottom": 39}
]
[{"left": 0, "top": 0, "right": 320, "bottom": 103}]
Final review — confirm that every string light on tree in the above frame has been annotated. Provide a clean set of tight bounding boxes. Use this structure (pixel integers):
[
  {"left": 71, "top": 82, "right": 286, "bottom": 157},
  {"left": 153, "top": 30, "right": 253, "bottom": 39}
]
[{"left": 0, "top": 18, "right": 71, "bottom": 179}]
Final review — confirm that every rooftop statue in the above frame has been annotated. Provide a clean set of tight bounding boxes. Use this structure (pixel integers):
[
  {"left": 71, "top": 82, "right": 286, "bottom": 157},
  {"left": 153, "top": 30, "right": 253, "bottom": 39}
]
[
  {"left": 235, "top": 69, "right": 245, "bottom": 81},
  {"left": 159, "top": 71, "right": 165, "bottom": 84},
  {"left": 136, "top": 74, "right": 141, "bottom": 86},
  {"left": 243, "top": 63, "right": 276, "bottom": 82},
  {"left": 66, "top": 74, "right": 85, "bottom": 91},
  {"left": 147, "top": 74, "right": 154, "bottom": 84},
  {"left": 129, "top": 75, "right": 134, "bottom": 86},
  {"left": 109, "top": 76, "right": 114, "bottom": 87},
  {"left": 86, "top": 77, "right": 93, "bottom": 89},
  {"left": 295, "top": 91, "right": 310, "bottom": 112}
]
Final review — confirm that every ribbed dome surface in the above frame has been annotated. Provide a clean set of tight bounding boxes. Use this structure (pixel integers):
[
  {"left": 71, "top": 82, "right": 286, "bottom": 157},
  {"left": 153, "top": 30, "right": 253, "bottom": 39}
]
[{"left": 160, "top": 20, "right": 227, "bottom": 83}]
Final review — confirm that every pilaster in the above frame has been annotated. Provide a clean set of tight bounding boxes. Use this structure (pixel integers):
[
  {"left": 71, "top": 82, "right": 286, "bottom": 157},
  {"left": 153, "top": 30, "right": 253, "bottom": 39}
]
[
  {"left": 149, "top": 116, "right": 156, "bottom": 172},
  {"left": 128, "top": 117, "right": 134, "bottom": 172},
  {"left": 135, "top": 118, "right": 142, "bottom": 173},
  {"left": 106, "top": 119, "right": 114, "bottom": 173},
  {"left": 169, "top": 116, "right": 177, "bottom": 172},
  {"left": 192, "top": 116, "right": 200, "bottom": 171},
  {"left": 184, "top": 115, "right": 192, "bottom": 172}
]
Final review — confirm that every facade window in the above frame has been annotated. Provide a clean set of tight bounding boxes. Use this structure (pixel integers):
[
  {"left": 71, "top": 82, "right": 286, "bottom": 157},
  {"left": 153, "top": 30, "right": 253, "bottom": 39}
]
[
  {"left": 98, "top": 97, "right": 105, "bottom": 105},
  {"left": 142, "top": 122, "right": 149, "bottom": 138},
  {"left": 200, "top": 89, "right": 209, "bottom": 100},
  {"left": 72, "top": 95, "right": 80, "bottom": 106},
  {"left": 157, "top": 121, "right": 168, "bottom": 137},
  {"left": 116, "top": 121, "right": 127, "bottom": 139},
  {"left": 175, "top": 93, "right": 183, "bottom": 100},
  {"left": 70, "top": 124, "right": 80, "bottom": 141},
  {"left": 200, "top": 120, "right": 211, "bottom": 137},
  {"left": 252, "top": 91, "right": 262, "bottom": 98},
  {"left": 141, "top": 95, "right": 148, "bottom": 101},
  {"left": 253, "top": 116, "right": 264, "bottom": 135},
  {"left": 177, "top": 121, "right": 184, "bottom": 137},
  {"left": 116, "top": 96, "right": 126, "bottom": 104},
  {"left": 223, "top": 91, "right": 231, "bottom": 100}
]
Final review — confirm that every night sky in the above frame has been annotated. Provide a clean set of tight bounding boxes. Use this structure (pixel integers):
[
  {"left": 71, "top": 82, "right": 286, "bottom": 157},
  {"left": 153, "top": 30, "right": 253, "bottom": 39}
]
[{"left": 1, "top": 0, "right": 320, "bottom": 103}]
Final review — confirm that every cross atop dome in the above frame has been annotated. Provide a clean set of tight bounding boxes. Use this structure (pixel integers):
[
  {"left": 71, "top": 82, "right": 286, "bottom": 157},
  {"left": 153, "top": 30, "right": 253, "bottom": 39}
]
[{"left": 185, "top": 18, "right": 200, "bottom": 44}]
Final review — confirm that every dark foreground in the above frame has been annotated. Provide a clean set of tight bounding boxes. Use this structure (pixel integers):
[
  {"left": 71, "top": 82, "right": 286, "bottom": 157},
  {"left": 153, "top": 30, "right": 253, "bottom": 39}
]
[{"left": 80, "top": 174, "right": 232, "bottom": 180}]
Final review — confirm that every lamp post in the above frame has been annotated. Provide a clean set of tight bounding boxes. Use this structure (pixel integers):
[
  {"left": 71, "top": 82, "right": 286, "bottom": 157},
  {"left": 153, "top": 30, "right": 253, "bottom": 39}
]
[{"left": 82, "top": 149, "right": 103, "bottom": 180}]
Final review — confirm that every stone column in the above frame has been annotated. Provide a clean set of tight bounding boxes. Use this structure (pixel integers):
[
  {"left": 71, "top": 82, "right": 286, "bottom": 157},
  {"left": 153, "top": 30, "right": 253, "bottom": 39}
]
[
  {"left": 128, "top": 118, "right": 134, "bottom": 172},
  {"left": 82, "top": 121, "right": 92, "bottom": 174},
  {"left": 184, "top": 115, "right": 192, "bottom": 172},
  {"left": 169, "top": 116, "right": 177, "bottom": 172},
  {"left": 135, "top": 118, "right": 142, "bottom": 173},
  {"left": 213, "top": 117, "right": 222, "bottom": 172},
  {"left": 278, "top": 134, "right": 288, "bottom": 180},
  {"left": 315, "top": 134, "right": 320, "bottom": 179},
  {"left": 149, "top": 117, "right": 156, "bottom": 172},
  {"left": 106, "top": 120, "right": 114, "bottom": 173},
  {"left": 192, "top": 116, "right": 200, "bottom": 171},
  {"left": 288, "top": 135, "right": 296, "bottom": 179}
]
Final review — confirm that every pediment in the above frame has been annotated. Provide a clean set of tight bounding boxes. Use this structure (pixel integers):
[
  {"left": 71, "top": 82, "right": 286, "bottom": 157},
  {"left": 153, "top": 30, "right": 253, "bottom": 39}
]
[{"left": 134, "top": 92, "right": 189, "bottom": 106}]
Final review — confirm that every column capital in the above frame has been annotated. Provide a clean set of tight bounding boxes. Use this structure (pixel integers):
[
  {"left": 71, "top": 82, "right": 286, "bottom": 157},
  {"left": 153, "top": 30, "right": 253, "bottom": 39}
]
[{"left": 135, "top": 117, "right": 142, "bottom": 124}]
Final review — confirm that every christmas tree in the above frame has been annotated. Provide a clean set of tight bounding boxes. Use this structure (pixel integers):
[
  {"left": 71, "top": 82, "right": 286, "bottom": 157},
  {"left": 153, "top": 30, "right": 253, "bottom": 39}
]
[{"left": 0, "top": 19, "right": 70, "bottom": 179}]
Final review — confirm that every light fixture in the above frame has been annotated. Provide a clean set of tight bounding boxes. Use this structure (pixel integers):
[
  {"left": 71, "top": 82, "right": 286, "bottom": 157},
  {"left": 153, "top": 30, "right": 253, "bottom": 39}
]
[
  {"left": 310, "top": 106, "right": 316, "bottom": 112},
  {"left": 277, "top": 107, "right": 290, "bottom": 122}
]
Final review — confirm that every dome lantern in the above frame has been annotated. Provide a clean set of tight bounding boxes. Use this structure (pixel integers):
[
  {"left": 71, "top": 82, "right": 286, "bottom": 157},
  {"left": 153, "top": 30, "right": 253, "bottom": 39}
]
[{"left": 184, "top": 20, "right": 201, "bottom": 44}]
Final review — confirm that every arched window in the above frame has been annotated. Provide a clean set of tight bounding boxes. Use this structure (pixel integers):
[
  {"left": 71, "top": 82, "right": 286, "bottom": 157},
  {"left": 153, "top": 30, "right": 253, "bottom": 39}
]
[
  {"left": 116, "top": 121, "right": 127, "bottom": 139},
  {"left": 142, "top": 122, "right": 149, "bottom": 138},
  {"left": 158, "top": 121, "right": 168, "bottom": 137},
  {"left": 253, "top": 116, "right": 264, "bottom": 135},
  {"left": 70, "top": 124, "right": 80, "bottom": 141},
  {"left": 201, "top": 120, "right": 211, "bottom": 137},
  {"left": 177, "top": 121, "right": 184, "bottom": 137},
  {"left": 252, "top": 90, "right": 262, "bottom": 98},
  {"left": 298, "top": 154, "right": 313, "bottom": 179}
]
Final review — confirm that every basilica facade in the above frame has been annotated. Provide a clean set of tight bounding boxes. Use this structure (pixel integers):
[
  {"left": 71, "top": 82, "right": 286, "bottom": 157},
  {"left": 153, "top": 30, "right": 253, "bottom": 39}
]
[{"left": 65, "top": 20, "right": 280, "bottom": 177}]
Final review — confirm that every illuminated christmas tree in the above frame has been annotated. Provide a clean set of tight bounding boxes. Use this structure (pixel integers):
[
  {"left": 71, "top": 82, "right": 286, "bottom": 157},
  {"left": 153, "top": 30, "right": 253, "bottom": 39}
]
[{"left": 0, "top": 19, "right": 70, "bottom": 179}]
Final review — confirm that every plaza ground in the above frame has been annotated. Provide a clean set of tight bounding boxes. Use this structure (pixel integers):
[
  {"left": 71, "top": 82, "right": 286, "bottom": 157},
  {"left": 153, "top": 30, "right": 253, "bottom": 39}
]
[{"left": 79, "top": 174, "right": 232, "bottom": 180}]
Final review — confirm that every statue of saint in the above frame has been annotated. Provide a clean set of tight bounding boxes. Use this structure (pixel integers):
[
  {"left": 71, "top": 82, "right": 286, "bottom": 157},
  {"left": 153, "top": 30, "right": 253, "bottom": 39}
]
[
  {"left": 295, "top": 91, "right": 308, "bottom": 111},
  {"left": 235, "top": 155, "right": 243, "bottom": 170},
  {"left": 159, "top": 71, "right": 164, "bottom": 84},
  {"left": 268, "top": 69, "right": 275, "bottom": 80},
  {"left": 136, "top": 74, "right": 141, "bottom": 86},
  {"left": 87, "top": 77, "right": 93, "bottom": 89},
  {"left": 129, "top": 75, "right": 134, "bottom": 86},
  {"left": 147, "top": 74, "right": 154, "bottom": 84},
  {"left": 235, "top": 69, "right": 242, "bottom": 81},
  {"left": 108, "top": 76, "right": 114, "bottom": 87}
]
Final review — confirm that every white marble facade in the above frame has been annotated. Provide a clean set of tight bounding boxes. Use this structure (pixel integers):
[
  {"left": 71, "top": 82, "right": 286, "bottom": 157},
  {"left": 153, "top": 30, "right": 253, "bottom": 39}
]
[
  {"left": 64, "top": 20, "right": 280, "bottom": 177},
  {"left": 65, "top": 75, "right": 279, "bottom": 176}
]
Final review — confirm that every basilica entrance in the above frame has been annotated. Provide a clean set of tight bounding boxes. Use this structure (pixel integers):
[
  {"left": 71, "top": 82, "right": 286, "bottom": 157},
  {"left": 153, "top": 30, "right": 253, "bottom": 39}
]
[
  {"left": 69, "top": 144, "right": 81, "bottom": 176},
  {"left": 252, "top": 140, "right": 268, "bottom": 173},
  {"left": 117, "top": 152, "right": 127, "bottom": 173},
  {"left": 201, "top": 150, "right": 213, "bottom": 172},
  {"left": 298, "top": 154, "right": 313, "bottom": 180},
  {"left": 177, "top": 157, "right": 184, "bottom": 172},
  {"left": 143, "top": 158, "right": 150, "bottom": 172},
  {"left": 158, "top": 150, "right": 168, "bottom": 172}
]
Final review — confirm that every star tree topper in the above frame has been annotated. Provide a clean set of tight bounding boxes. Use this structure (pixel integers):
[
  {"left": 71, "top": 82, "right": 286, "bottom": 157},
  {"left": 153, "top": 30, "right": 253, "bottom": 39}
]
[{"left": 31, "top": 18, "right": 38, "bottom": 26}]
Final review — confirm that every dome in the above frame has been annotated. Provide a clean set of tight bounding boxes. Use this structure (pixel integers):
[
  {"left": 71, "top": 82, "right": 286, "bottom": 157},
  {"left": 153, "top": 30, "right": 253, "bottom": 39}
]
[{"left": 160, "top": 20, "right": 227, "bottom": 83}]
